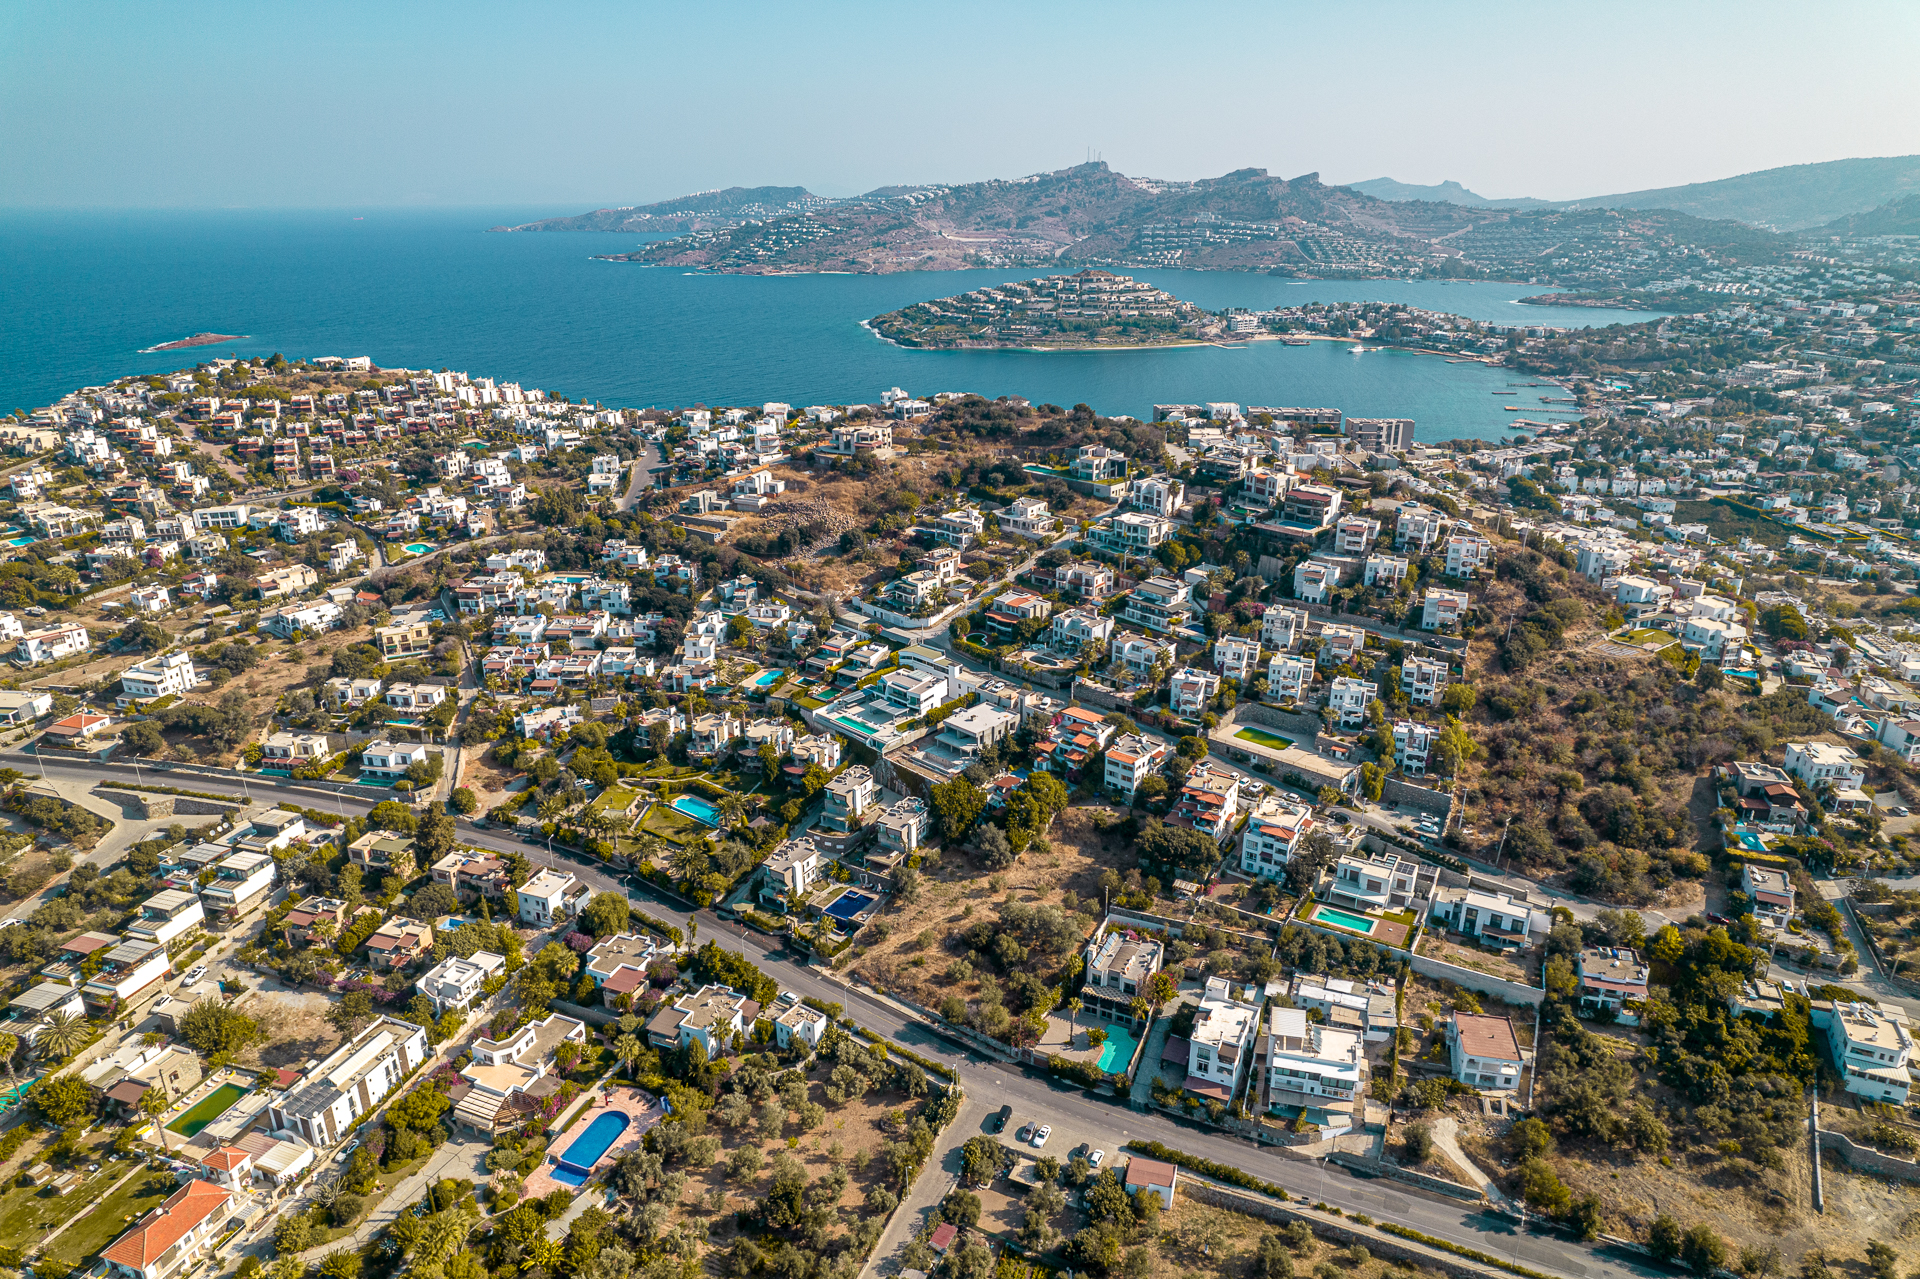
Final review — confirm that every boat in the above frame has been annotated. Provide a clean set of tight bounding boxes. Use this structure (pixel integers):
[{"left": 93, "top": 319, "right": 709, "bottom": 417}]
[{"left": 1504, "top": 406, "right": 1524, "bottom": 411}]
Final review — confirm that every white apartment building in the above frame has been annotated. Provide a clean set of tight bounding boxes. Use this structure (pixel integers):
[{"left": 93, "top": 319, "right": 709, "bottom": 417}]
[
  {"left": 123, "top": 888, "right": 205, "bottom": 948},
  {"left": 1392, "top": 719, "right": 1437, "bottom": 776},
  {"left": 1213, "top": 636, "right": 1261, "bottom": 682},
  {"left": 1443, "top": 535, "right": 1492, "bottom": 578},
  {"left": 1122, "top": 576, "right": 1192, "bottom": 634},
  {"left": 1104, "top": 733, "right": 1166, "bottom": 800},
  {"left": 15, "top": 623, "right": 90, "bottom": 666},
  {"left": 1326, "top": 676, "right": 1377, "bottom": 727},
  {"left": 875, "top": 796, "right": 931, "bottom": 855},
  {"left": 1267, "top": 653, "right": 1312, "bottom": 702},
  {"left": 1048, "top": 608, "right": 1113, "bottom": 652},
  {"left": 1827, "top": 1002, "right": 1913, "bottom": 1103},
  {"left": 518, "top": 869, "right": 589, "bottom": 926},
  {"left": 1333, "top": 516, "right": 1380, "bottom": 555},
  {"left": 1784, "top": 741, "right": 1866, "bottom": 791},
  {"left": 1081, "top": 928, "right": 1164, "bottom": 1025},
  {"left": 1258, "top": 1005, "right": 1366, "bottom": 1114},
  {"left": 120, "top": 651, "right": 198, "bottom": 701},
  {"left": 1363, "top": 554, "right": 1408, "bottom": 589},
  {"left": 1239, "top": 793, "right": 1314, "bottom": 880},
  {"left": 360, "top": 740, "right": 430, "bottom": 780},
  {"left": 1321, "top": 852, "right": 1421, "bottom": 911},
  {"left": 822, "top": 765, "right": 876, "bottom": 831},
  {"left": 269, "top": 1016, "right": 430, "bottom": 1147},
  {"left": 1421, "top": 587, "right": 1470, "bottom": 631},
  {"left": 1261, "top": 605, "right": 1306, "bottom": 650},
  {"left": 1428, "top": 885, "right": 1550, "bottom": 949},
  {"left": 1681, "top": 616, "right": 1747, "bottom": 661},
  {"left": 417, "top": 951, "right": 506, "bottom": 1013},
  {"left": 199, "top": 851, "right": 277, "bottom": 921},
  {"left": 1401, "top": 655, "right": 1451, "bottom": 707},
  {"left": 1185, "top": 976, "right": 1262, "bottom": 1102},
  {"left": 999, "top": 495, "right": 1056, "bottom": 538},
  {"left": 1169, "top": 666, "right": 1221, "bottom": 717},
  {"left": 1395, "top": 507, "right": 1447, "bottom": 555}
]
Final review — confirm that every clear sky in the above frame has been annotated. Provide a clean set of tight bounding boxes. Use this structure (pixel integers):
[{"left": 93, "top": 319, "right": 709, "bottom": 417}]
[{"left": 4, "top": 0, "right": 1917, "bottom": 209}]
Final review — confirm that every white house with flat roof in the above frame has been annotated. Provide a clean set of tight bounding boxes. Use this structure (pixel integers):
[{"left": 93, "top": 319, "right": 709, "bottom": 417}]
[
  {"left": 1784, "top": 741, "right": 1866, "bottom": 792},
  {"left": 1826, "top": 1001, "right": 1913, "bottom": 1103},
  {"left": 1257, "top": 1005, "right": 1366, "bottom": 1115},
  {"left": 518, "top": 870, "right": 589, "bottom": 926},
  {"left": 1428, "top": 884, "right": 1550, "bottom": 950},
  {"left": 269, "top": 1016, "right": 429, "bottom": 1147},
  {"left": 1185, "top": 976, "right": 1261, "bottom": 1102},
  {"left": 1239, "top": 793, "right": 1314, "bottom": 881},
  {"left": 417, "top": 950, "right": 505, "bottom": 1013}
]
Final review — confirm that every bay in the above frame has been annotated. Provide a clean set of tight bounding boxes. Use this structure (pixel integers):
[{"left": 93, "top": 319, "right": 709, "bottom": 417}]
[{"left": 0, "top": 208, "right": 1661, "bottom": 442}]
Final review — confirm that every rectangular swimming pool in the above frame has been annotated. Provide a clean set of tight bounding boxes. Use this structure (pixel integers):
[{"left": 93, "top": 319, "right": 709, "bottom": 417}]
[
  {"left": 168, "top": 1083, "right": 249, "bottom": 1136},
  {"left": 671, "top": 795, "right": 720, "bottom": 826},
  {"left": 824, "top": 890, "right": 875, "bottom": 921},
  {"left": 748, "top": 669, "right": 781, "bottom": 688},
  {"left": 1312, "top": 905, "right": 1378, "bottom": 935}
]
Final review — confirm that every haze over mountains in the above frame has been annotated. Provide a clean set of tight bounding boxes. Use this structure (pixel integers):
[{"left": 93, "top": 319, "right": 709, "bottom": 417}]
[
  {"left": 1351, "top": 154, "right": 1920, "bottom": 231},
  {"left": 489, "top": 154, "right": 1920, "bottom": 285}
]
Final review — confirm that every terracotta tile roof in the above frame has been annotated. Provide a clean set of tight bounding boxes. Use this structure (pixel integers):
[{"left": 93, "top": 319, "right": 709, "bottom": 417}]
[
  {"left": 102, "top": 1179, "right": 232, "bottom": 1269},
  {"left": 200, "top": 1146, "right": 250, "bottom": 1172},
  {"left": 1452, "top": 1012, "right": 1521, "bottom": 1061},
  {"left": 1125, "top": 1156, "right": 1178, "bottom": 1189}
]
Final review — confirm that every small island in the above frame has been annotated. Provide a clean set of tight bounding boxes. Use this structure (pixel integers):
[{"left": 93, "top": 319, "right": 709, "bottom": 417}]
[
  {"left": 140, "top": 332, "right": 246, "bottom": 353},
  {"left": 868, "top": 269, "right": 1223, "bottom": 349}
]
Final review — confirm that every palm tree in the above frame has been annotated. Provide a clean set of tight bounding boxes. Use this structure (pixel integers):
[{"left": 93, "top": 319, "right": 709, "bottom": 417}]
[
  {"left": 717, "top": 792, "right": 748, "bottom": 831},
  {"left": 0, "top": 1032, "right": 18, "bottom": 1099},
  {"left": 38, "top": 1010, "right": 87, "bottom": 1061},
  {"left": 1129, "top": 997, "right": 1150, "bottom": 1026},
  {"left": 614, "top": 1033, "right": 644, "bottom": 1078},
  {"left": 669, "top": 843, "right": 707, "bottom": 884},
  {"left": 634, "top": 834, "right": 666, "bottom": 870},
  {"left": 141, "top": 1083, "right": 174, "bottom": 1155},
  {"left": 1065, "top": 997, "right": 1082, "bottom": 1045}
]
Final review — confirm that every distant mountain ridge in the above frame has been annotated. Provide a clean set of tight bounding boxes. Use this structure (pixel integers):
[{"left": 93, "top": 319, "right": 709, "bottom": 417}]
[
  {"left": 490, "top": 186, "right": 821, "bottom": 233},
  {"left": 1348, "top": 177, "right": 1549, "bottom": 209},
  {"left": 1349, "top": 154, "right": 1920, "bottom": 231}
]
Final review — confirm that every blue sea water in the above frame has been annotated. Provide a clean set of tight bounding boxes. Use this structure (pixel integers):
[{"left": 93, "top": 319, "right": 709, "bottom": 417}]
[{"left": 0, "top": 208, "right": 1663, "bottom": 441}]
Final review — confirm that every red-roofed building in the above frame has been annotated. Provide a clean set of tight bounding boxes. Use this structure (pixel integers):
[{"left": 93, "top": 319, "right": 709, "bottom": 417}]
[
  {"left": 1124, "top": 1155, "right": 1178, "bottom": 1209},
  {"left": 600, "top": 965, "right": 650, "bottom": 1011},
  {"left": 195, "top": 1145, "right": 255, "bottom": 1188},
  {"left": 102, "top": 1179, "right": 234, "bottom": 1279},
  {"left": 46, "top": 712, "right": 111, "bottom": 741},
  {"left": 928, "top": 1224, "right": 958, "bottom": 1255}
]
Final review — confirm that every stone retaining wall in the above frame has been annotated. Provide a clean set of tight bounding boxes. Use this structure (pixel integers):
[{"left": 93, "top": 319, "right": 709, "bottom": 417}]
[
  {"left": 95, "top": 789, "right": 240, "bottom": 820},
  {"left": 1234, "top": 701, "right": 1325, "bottom": 741},
  {"left": 1328, "top": 1152, "right": 1486, "bottom": 1203},
  {"left": 1382, "top": 778, "right": 1453, "bottom": 815},
  {"left": 1407, "top": 953, "right": 1544, "bottom": 1008},
  {"left": 1817, "top": 1129, "right": 1920, "bottom": 1183},
  {"left": 1175, "top": 1178, "right": 1514, "bottom": 1279}
]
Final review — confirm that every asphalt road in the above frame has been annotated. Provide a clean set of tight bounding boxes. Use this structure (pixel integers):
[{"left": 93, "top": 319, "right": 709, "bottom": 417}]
[{"left": 14, "top": 751, "right": 1659, "bottom": 1279}]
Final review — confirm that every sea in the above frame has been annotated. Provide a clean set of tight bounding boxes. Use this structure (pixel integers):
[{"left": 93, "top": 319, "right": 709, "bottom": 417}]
[{"left": 0, "top": 207, "right": 1665, "bottom": 443}]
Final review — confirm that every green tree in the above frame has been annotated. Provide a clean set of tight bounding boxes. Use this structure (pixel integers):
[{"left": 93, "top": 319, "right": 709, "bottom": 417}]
[
  {"left": 1649, "top": 924, "right": 1685, "bottom": 967},
  {"left": 961, "top": 1136, "right": 999, "bottom": 1186},
  {"left": 29, "top": 1073, "right": 93, "bottom": 1125},
  {"left": 1679, "top": 1224, "right": 1728, "bottom": 1275},
  {"left": 1648, "top": 1215, "right": 1684, "bottom": 1262},
  {"left": 932, "top": 774, "right": 987, "bottom": 841},
  {"left": 580, "top": 892, "right": 630, "bottom": 938},
  {"left": 450, "top": 787, "right": 478, "bottom": 815},
  {"left": 415, "top": 806, "right": 457, "bottom": 864},
  {"left": 369, "top": 800, "right": 419, "bottom": 834}
]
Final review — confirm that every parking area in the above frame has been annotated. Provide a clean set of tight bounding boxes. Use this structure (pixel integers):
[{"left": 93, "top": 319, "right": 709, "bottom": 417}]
[{"left": 993, "top": 1105, "right": 1129, "bottom": 1174}]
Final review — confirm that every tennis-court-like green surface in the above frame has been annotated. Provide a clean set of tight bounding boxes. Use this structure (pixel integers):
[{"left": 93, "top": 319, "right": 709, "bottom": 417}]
[{"left": 1233, "top": 727, "right": 1295, "bottom": 750}]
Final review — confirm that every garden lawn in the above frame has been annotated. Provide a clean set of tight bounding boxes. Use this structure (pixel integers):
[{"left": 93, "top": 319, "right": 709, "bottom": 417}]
[
  {"left": 1231, "top": 726, "right": 1294, "bottom": 750},
  {"left": 640, "top": 804, "right": 703, "bottom": 846},
  {"left": 0, "top": 1155, "right": 127, "bottom": 1256},
  {"left": 44, "top": 1169, "right": 175, "bottom": 1266}
]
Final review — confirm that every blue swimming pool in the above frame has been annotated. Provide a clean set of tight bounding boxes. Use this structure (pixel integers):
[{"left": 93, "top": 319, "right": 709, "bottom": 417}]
[
  {"left": 552, "top": 1109, "right": 631, "bottom": 1186},
  {"left": 1736, "top": 832, "right": 1767, "bottom": 852},
  {"left": 672, "top": 795, "right": 720, "bottom": 826},
  {"left": 1095, "top": 1023, "right": 1139, "bottom": 1073},
  {"left": 401, "top": 542, "right": 437, "bottom": 555},
  {"left": 750, "top": 669, "right": 781, "bottom": 688},
  {"left": 824, "top": 890, "right": 876, "bottom": 921}
]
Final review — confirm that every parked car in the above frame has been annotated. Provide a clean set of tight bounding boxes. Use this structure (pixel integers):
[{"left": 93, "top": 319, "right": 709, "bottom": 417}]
[
  {"left": 1893, "top": 806, "right": 1911, "bottom": 817},
  {"left": 182, "top": 966, "right": 207, "bottom": 985},
  {"left": 1017, "top": 1123, "right": 1036, "bottom": 1143},
  {"left": 1032, "top": 1125, "right": 1051, "bottom": 1148},
  {"left": 1089, "top": 1149, "right": 1105, "bottom": 1167},
  {"left": 992, "top": 1106, "right": 1012, "bottom": 1134}
]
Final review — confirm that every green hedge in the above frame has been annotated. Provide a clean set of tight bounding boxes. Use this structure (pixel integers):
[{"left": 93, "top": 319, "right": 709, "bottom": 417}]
[
  {"left": 632, "top": 909, "right": 685, "bottom": 946},
  {"left": 853, "top": 1025, "right": 957, "bottom": 1082},
  {"left": 1373, "top": 1224, "right": 1553, "bottom": 1279},
  {"left": 1122, "top": 1141, "right": 1290, "bottom": 1200}
]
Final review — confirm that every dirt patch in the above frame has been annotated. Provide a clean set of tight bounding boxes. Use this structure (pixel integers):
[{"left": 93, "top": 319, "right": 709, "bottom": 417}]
[
  {"left": 1415, "top": 931, "right": 1533, "bottom": 985},
  {"left": 848, "top": 805, "right": 1130, "bottom": 1013},
  {"left": 234, "top": 986, "right": 346, "bottom": 1069}
]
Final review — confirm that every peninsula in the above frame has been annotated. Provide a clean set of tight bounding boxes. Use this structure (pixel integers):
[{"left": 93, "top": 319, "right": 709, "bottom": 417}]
[
  {"left": 139, "top": 332, "right": 245, "bottom": 353},
  {"left": 869, "top": 270, "right": 1224, "bottom": 349}
]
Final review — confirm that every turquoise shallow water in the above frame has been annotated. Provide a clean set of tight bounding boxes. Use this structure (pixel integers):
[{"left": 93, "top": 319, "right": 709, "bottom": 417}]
[{"left": 0, "top": 208, "right": 1658, "bottom": 439}]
